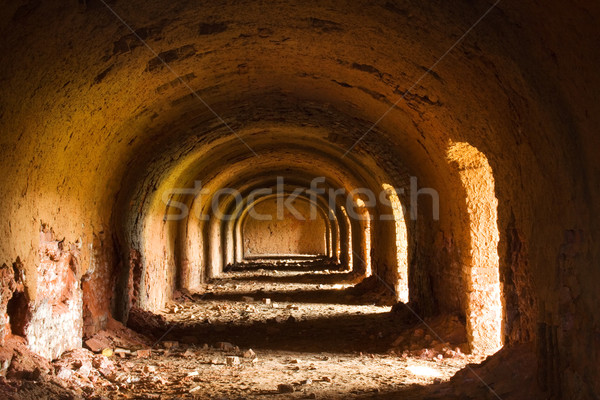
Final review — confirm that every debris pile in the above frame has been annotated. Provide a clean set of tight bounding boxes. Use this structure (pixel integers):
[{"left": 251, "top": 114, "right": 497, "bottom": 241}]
[{"left": 388, "top": 314, "right": 470, "bottom": 361}]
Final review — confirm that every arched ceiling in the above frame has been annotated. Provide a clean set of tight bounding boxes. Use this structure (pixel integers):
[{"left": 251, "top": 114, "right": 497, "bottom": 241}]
[
  {"left": 1, "top": 1, "right": 600, "bottom": 393},
  {"left": 0, "top": 0, "right": 598, "bottom": 316}
]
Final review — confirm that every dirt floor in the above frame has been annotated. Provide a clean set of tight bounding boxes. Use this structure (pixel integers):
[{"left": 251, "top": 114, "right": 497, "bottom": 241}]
[{"left": 0, "top": 262, "right": 541, "bottom": 399}]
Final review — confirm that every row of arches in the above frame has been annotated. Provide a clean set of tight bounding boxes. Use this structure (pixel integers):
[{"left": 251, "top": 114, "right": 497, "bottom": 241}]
[
  {"left": 119, "top": 132, "right": 503, "bottom": 355},
  {"left": 0, "top": 1, "right": 595, "bottom": 395}
]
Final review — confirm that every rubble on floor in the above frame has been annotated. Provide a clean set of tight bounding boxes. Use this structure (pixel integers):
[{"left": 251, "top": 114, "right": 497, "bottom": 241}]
[
  {"left": 387, "top": 314, "right": 471, "bottom": 362},
  {"left": 385, "top": 343, "right": 544, "bottom": 400},
  {"left": 0, "top": 315, "right": 157, "bottom": 400},
  {"left": 350, "top": 275, "right": 398, "bottom": 306},
  {"left": 0, "top": 335, "right": 53, "bottom": 380},
  {"left": 84, "top": 317, "right": 151, "bottom": 354},
  {"left": 0, "top": 268, "right": 542, "bottom": 399}
]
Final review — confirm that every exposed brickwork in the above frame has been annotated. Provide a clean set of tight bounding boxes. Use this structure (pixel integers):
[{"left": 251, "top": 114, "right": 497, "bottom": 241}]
[{"left": 0, "top": 1, "right": 598, "bottom": 396}]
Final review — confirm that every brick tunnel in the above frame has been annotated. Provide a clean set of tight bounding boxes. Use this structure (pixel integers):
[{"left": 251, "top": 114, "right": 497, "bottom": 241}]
[{"left": 0, "top": 1, "right": 598, "bottom": 399}]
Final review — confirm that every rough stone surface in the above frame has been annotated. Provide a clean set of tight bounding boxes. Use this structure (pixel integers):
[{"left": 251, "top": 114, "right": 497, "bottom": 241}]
[
  {"left": 0, "top": 0, "right": 598, "bottom": 397},
  {"left": 25, "top": 228, "right": 83, "bottom": 360}
]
